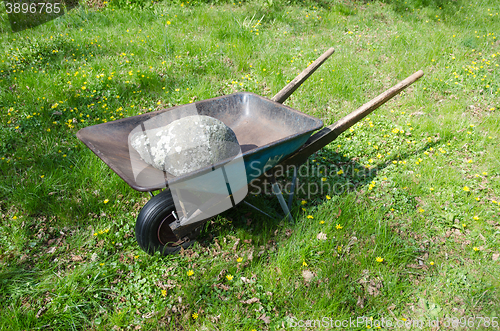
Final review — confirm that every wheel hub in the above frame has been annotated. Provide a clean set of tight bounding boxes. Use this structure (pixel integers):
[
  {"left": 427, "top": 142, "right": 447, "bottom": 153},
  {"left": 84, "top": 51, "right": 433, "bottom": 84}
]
[{"left": 157, "top": 213, "right": 181, "bottom": 246}]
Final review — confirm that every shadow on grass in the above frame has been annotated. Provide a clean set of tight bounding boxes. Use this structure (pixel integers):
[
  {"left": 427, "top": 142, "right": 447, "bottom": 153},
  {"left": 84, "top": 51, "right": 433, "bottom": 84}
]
[
  {"left": 196, "top": 138, "right": 446, "bottom": 247},
  {"left": 378, "top": 0, "right": 475, "bottom": 28},
  {"left": 381, "top": 0, "right": 462, "bottom": 14}
]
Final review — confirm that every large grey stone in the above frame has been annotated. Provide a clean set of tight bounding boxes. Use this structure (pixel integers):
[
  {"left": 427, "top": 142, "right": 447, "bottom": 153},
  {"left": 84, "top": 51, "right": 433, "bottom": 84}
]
[{"left": 130, "top": 115, "right": 240, "bottom": 176}]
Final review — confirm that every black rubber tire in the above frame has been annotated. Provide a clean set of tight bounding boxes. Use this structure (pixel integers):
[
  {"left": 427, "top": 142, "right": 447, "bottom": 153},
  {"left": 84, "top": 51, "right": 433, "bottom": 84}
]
[{"left": 135, "top": 189, "right": 197, "bottom": 255}]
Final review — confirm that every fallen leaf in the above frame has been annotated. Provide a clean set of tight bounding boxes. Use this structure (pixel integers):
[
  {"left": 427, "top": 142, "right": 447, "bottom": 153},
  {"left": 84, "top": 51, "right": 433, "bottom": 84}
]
[
  {"left": 356, "top": 296, "right": 365, "bottom": 308},
  {"left": 240, "top": 277, "right": 255, "bottom": 284},
  {"left": 214, "top": 283, "right": 230, "bottom": 291},
  {"left": 36, "top": 307, "right": 47, "bottom": 318},
  {"left": 258, "top": 314, "right": 271, "bottom": 324},
  {"left": 366, "top": 279, "right": 383, "bottom": 297},
  {"left": 487, "top": 220, "right": 499, "bottom": 227},
  {"left": 232, "top": 238, "right": 240, "bottom": 251},
  {"left": 302, "top": 270, "right": 316, "bottom": 282},
  {"left": 47, "top": 247, "right": 56, "bottom": 254},
  {"left": 71, "top": 254, "right": 82, "bottom": 262},
  {"left": 142, "top": 311, "right": 157, "bottom": 319},
  {"left": 240, "top": 297, "right": 260, "bottom": 304},
  {"left": 317, "top": 232, "right": 327, "bottom": 240},
  {"left": 216, "top": 269, "right": 227, "bottom": 281}
]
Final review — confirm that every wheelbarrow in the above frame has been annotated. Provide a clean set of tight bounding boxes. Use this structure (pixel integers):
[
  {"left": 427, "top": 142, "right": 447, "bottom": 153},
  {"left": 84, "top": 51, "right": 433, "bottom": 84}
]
[{"left": 77, "top": 47, "right": 423, "bottom": 255}]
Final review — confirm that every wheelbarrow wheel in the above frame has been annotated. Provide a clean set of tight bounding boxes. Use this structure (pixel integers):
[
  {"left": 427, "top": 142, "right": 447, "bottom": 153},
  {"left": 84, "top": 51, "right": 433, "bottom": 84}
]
[{"left": 135, "top": 189, "right": 198, "bottom": 255}]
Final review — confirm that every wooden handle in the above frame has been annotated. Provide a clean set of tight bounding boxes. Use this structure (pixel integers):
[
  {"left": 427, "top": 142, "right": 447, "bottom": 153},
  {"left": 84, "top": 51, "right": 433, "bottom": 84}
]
[
  {"left": 279, "top": 70, "right": 424, "bottom": 168},
  {"left": 272, "top": 47, "right": 335, "bottom": 104}
]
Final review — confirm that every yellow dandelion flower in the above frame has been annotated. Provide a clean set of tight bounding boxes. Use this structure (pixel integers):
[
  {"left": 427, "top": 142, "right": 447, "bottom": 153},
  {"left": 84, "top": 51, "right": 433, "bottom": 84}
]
[
  {"left": 307, "top": 215, "right": 313, "bottom": 219},
  {"left": 463, "top": 186, "right": 470, "bottom": 192},
  {"left": 192, "top": 312, "right": 198, "bottom": 319},
  {"left": 319, "top": 220, "right": 325, "bottom": 224},
  {"left": 301, "top": 200, "right": 307, "bottom": 205},
  {"left": 236, "top": 257, "right": 243, "bottom": 263},
  {"left": 103, "top": 199, "right": 109, "bottom": 204},
  {"left": 473, "top": 247, "right": 479, "bottom": 251},
  {"left": 473, "top": 216, "right": 479, "bottom": 220},
  {"left": 430, "top": 261, "right": 435, "bottom": 266},
  {"left": 187, "top": 270, "right": 194, "bottom": 276},
  {"left": 336, "top": 224, "right": 343, "bottom": 230},
  {"left": 161, "top": 289, "right": 167, "bottom": 296},
  {"left": 376, "top": 257, "right": 384, "bottom": 263},
  {"left": 226, "top": 274, "right": 233, "bottom": 281},
  {"left": 326, "top": 195, "right": 331, "bottom": 200}
]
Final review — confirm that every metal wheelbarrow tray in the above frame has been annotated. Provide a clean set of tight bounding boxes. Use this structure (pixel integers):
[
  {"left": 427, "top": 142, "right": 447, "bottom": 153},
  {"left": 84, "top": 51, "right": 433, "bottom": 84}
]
[
  {"left": 76, "top": 92, "right": 323, "bottom": 192},
  {"left": 76, "top": 47, "right": 424, "bottom": 255}
]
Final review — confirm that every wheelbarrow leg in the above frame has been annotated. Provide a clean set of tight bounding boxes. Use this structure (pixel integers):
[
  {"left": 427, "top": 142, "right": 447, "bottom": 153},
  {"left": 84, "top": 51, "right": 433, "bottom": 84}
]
[
  {"left": 242, "top": 200, "right": 276, "bottom": 220},
  {"left": 287, "top": 167, "right": 298, "bottom": 211},
  {"left": 271, "top": 177, "right": 293, "bottom": 223}
]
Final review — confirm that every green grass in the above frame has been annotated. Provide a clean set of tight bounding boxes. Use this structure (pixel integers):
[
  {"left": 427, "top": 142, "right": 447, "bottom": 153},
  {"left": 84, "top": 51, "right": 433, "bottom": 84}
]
[{"left": 1, "top": 0, "right": 500, "bottom": 329}]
